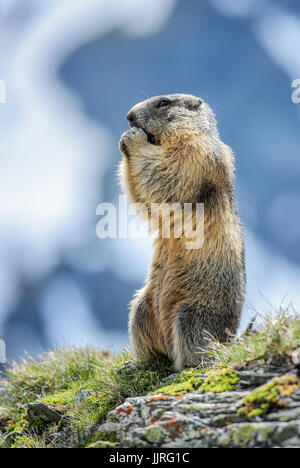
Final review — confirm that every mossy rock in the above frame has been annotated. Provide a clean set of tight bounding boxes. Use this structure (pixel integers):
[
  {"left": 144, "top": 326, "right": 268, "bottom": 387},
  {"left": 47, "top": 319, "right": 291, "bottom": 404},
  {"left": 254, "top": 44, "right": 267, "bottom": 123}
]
[
  {"left": 151, "top": 367, "right": 203, "bottom": 396},
  {"left": 86, "top": 432, "right": 119, "bottom": 448},
  {"left": 238, "top": 374, "right": 299, "bottom": 419},
  {"left": 152, "top": 368, "right": 239, "bottom": 396},
  {"left": 200, "top": 369, "right": 240, "bottom": 393}
]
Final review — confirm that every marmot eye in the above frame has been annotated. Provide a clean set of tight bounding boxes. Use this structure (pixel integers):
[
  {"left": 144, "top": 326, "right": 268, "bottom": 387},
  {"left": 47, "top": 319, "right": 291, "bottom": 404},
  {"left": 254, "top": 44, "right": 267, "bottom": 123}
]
[{"left": 157, "top": 99, "right": 171, "bottom": 108}]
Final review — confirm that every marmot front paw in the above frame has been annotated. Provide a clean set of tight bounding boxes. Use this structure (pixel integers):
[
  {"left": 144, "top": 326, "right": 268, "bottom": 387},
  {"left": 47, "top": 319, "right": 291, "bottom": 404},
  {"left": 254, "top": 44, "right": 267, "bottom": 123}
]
[{"left": 119, "top": 128, "right": 148, "bottom": 158}]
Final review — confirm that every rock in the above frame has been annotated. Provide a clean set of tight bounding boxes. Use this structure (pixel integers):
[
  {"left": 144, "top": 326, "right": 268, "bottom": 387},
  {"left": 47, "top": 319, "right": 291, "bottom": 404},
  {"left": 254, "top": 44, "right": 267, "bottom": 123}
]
[
  {"left": 98, "top": 369, "right": 300, "bottom": 448},
  {"left": 27, "top": 403, "right": 62, "bottom": 424},
  {"left": 235, "top": 370, "right": 281, "bottom": 389},
  {"left": 45, "top": 430, "right": 70, "bottom": 448},
  {"left": 88, "top": 440, "right": 118, "bottom": 448}
]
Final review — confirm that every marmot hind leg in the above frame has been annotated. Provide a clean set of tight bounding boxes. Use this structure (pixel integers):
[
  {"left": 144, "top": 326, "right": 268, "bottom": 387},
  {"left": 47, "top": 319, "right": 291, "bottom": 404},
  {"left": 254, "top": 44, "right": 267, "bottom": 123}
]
[
  {"left": 173, "top": 303, "right": 237, "bottom": 371},
  {"left": 173, "top": 304, "right": 205, "bottom": 371},
  {"left": 129, "top": 290, "right": 161, "bottom": 363}
]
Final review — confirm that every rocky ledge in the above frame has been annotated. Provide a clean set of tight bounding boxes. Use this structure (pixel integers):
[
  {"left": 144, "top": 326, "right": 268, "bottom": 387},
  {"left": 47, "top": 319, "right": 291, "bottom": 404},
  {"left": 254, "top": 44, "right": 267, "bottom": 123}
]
[
  {"left": 1, "top": 310, "right": 299, "bottom": 448},
  {"left": 98, "top": 365, "right": 300, "bottom": 448}
]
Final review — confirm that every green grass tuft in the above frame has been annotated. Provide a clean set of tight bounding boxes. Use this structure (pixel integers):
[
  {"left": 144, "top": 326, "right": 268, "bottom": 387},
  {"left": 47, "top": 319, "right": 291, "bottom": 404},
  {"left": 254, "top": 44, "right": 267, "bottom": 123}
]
[{"left": 204, "top": 305, "right": 300, "bottom": 369}]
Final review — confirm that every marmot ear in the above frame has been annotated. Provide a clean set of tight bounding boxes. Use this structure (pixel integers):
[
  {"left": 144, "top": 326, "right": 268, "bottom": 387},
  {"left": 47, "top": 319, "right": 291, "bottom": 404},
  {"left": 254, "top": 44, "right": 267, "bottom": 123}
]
[{"left": 185, "top": 97, "right": 202, "bottom": 110}]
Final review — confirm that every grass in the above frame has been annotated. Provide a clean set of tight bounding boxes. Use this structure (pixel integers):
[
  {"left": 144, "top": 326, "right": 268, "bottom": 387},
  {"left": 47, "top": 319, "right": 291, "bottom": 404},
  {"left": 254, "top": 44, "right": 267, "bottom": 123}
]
[
  {"left": 0, "top": 348, "right": 173, "bottom": 447},
  {"left": 0, "top": 305, "right": 299, "bottom": 448},
  {"left": 204, "top": 305, "right": 300, "bottom": 369}
]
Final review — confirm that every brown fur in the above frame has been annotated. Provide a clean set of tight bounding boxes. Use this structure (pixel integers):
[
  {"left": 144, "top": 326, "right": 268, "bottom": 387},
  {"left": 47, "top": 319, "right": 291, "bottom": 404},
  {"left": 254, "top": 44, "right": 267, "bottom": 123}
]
[{"left": 118, "top": 94, "right": 246, "bottom": 370}]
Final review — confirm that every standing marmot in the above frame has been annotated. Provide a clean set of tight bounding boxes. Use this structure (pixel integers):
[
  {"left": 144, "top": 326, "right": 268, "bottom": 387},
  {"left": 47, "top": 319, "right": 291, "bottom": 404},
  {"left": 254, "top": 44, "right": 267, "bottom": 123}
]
[{"left": 119, "top": 94, "right": 246, "bottom": 370}]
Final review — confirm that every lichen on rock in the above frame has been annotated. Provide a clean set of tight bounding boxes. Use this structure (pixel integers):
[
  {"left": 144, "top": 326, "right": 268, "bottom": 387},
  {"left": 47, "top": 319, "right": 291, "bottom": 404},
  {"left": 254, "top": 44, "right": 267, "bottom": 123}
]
[
  {"left": 1, "top": 308, "right": 300, "bottom": 448},
  {"left": 98, "top": 368, "right": 300, "bottom": 448},
  {"left": 200, "top": 369, "right": 240, "bottom": 393},
  {"left": 237, "top": 375, "right": 299, "bottom": 419}
]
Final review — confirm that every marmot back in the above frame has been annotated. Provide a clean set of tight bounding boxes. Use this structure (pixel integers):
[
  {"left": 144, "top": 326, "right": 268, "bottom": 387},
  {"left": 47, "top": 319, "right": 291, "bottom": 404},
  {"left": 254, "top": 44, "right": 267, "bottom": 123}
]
[{"left": 119, "top": 94, "right": 246, "bottom": 370}]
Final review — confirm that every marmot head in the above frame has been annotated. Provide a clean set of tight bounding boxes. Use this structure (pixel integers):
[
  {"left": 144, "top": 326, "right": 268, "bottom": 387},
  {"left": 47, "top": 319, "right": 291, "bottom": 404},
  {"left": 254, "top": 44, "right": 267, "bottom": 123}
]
[{"left": 126, "top": 94, "right": 219, "bottom": 145}]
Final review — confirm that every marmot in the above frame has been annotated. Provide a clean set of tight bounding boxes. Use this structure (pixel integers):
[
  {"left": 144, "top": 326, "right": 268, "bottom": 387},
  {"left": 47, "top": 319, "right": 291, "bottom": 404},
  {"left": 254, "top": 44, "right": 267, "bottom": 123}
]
[{"left": 119, "top": 94, "right": 246, "bottom": 370}]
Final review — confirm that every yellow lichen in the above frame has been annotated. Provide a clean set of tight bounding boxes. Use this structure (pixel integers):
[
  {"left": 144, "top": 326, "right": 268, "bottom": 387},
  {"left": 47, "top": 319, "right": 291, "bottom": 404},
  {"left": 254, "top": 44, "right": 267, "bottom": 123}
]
[
  {"left": 238, "top": 374, "right": 299, "bottom": 419},
  {"left": 200, "top": 369, "right": 240, "bottom": 393},
  {"left": 152, "top": 368, "right": 239, "bottom": 396},
  {"left": 152, "top": 378, "right": 202, "bottom": 396}
]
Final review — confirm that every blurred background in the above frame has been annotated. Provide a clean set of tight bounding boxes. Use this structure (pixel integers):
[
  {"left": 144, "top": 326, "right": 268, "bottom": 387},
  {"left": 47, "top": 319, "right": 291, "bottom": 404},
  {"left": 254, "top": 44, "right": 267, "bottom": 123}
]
[{"left": 0, "top": 0, "right": 300, "bottom": 362}]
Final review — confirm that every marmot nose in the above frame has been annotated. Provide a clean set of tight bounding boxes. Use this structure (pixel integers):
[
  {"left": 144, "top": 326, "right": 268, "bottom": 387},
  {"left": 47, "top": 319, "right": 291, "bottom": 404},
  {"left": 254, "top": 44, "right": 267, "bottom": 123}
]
[{"left": 126, "top": 111, "right": 136, "bottom": 128}]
